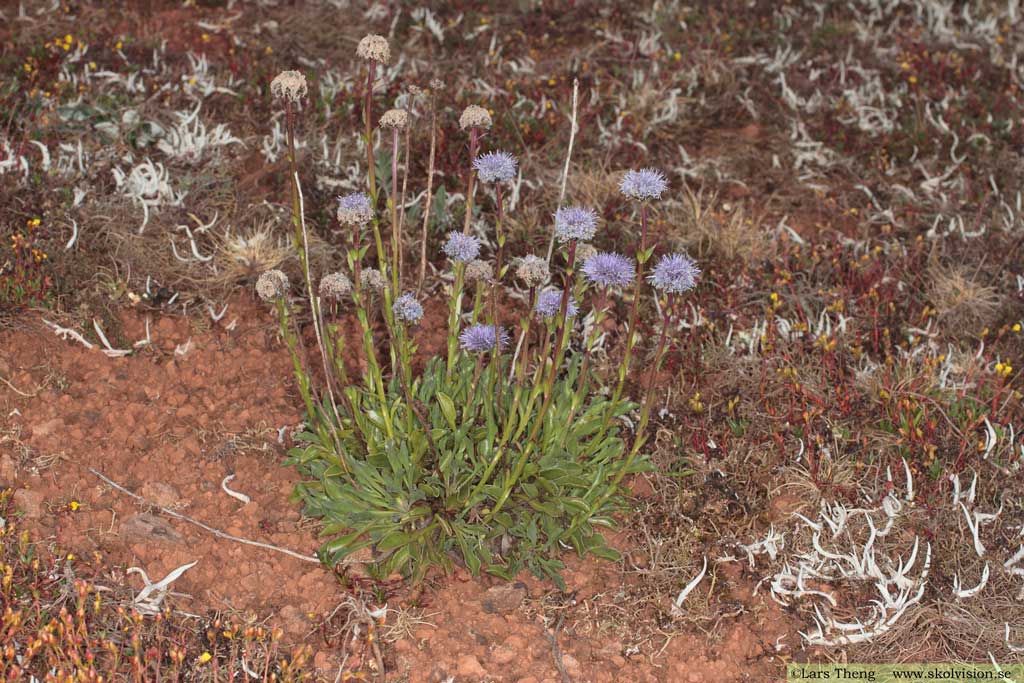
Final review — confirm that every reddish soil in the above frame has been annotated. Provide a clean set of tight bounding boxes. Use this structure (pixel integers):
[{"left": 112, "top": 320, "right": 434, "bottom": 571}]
[{"left": 0, "top": 300, "right": 798, "bottom": 682}]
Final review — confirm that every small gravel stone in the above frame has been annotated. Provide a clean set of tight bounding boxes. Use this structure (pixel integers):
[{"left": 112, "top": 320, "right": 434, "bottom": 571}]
[
  {"left": 481, "top": 582, "right": 528, "bottom": 614},
  {"left": 120, "top": 513, "right": 184, "bottom": 545},
  {"left": 456, "top": 654, "right": 486, "bottom": 678}
]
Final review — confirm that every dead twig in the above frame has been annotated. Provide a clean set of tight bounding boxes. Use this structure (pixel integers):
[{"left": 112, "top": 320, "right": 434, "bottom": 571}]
[
  {"left": 546, "top": 612, "right": 572, "bottom": 683},
  {"left": 546, "top": 78, "right": 580, "bottom": 264},
  {"left": 0, "top": 375, "right": 38, "bottom": 398},
  {"left": 89, "top": 467, "right": 320, "bottom": 564},
  {"left": 417, "top": 85, "right": 439, "bottom": 295}
]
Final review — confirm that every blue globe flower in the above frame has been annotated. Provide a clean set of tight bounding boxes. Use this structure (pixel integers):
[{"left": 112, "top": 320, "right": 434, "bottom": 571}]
[
  {"left": 336, "top": 192, "right": 373, "bottom": 225},
  {"left": 554, "top": 206, "right": 598, "bottom": 244},
  {"left": 473, "top": 151, "right": 518, "bottom": 184},
  {"left": 459, "top": 324, "right": 509, "bottom": 352},
  {"left": 392, "top": 293, "right": 424, "bottom": 323},
  {"left": 534, "top": 290, "right": 578, "bottom": 319},
  {"left": 619, "top": 168, "right": 668, "bottom": 201},
  {"left": 580, "top": 252, "right": 635, "bottom": 289},
  {"left": 443, "top": 231, "right": 482, "bottom": 263},
  {"left": 648, "top": 253, "right": 700, "bottom": 294}
]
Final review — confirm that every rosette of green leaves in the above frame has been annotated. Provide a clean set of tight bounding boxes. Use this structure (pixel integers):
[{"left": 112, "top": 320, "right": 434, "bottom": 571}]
[{"left": 284, "top": 351, "right": 646, "bottom": 587}]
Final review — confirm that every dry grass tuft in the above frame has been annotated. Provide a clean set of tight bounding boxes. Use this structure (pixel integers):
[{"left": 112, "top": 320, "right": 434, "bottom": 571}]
[
  {"left": 927, "top": 263, "right": 1001, "bottom": 334},
  {"left": 676, "top": 187, "right": 770, "bottom": 263},
  {"left": 212, "top": 219, "right": 294, "bottom": 289},
  {"left": 570, "top": 168, "right": 619, "bottom": 209}
]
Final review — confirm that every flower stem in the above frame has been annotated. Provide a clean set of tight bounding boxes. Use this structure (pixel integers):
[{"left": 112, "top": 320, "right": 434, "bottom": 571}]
[
  {"left": 592, "top": 202, "right": 651, "bottom": 447},
  {"left": 488, "top": 273, "right": 504, "bottom": 421},
  {"left": 363, "top": 62, "right": 377, "bottom": 200},
  {"left": 481, "top": 315, "right": 561, "bottom": 521},
  {"left": 463, "top": 355, "right": 486, "bottom": 423},
  {"left": 495, "top": 184, "right": 506, "bottom": 279},
  {"left": 566, "top": 287, "right": 609, "bottom": 427},
  {"left": 445, "top": 263, "right": 467, "bottom": 384},
  {"left": 277, "top": 297, "right": 316, "bottom": 423},
  {"left": 285, "top": 102, "right": 342, "bottom": 447},
  {"left": 389, "top": 126, "right": 401, "bottom": 294},
  {"left": 354, "top": 289, "right": 394, "bottom": 440},
  {"left": 543, "top": 240, "right": 578, "bottom": 403},
  {"left": 398, "top": 124, "right": 410, "bottom": 282},
  {"left": 461, "top": 128, "right": 479, "bottom": 236}
]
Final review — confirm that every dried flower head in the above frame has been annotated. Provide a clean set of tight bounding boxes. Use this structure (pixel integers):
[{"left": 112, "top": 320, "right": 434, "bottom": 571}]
[
  {"left": 459, "top": 105, "right": 492, "bottom": 131},
  {"left": 360, "top": 268, "right": 385, "bottom": 292},
  {"left": 515, "top": 254, "right": 550, "bottom": 287},
  {"left": 379, "top": 108, "right": 409, "bottom": 129},
  {"left": 465, "top": 259, "right": 494, "bottom": 283},
  {"left": 459, "top": 324, "right": 509, "bottom": 352},
  {"left": 270, "top": 70, "right": 308, "bottom": 104},
  {"left": 648, "top": 253, "right": 700, "bottom": 294},
  {"left": 356, "top": 34, "right": 390, "bottom": 64},
  {"left": 336, "top": 193, "right": 373, "bottom": 226},
  {"left": 319, "top": 272, "right": 352, "bottom": 300},
  {"left": 554, "top": 206, "right": 599, "bottom": 244},
  {"left": 619, "top": 168, "right": 668, "bottom": 201},
  {"left": 256, "top": 269, "right": 289, "bottom": 301},
  {"left": 534, "top": 290, "right": 578, "bottom": 319},
  {"left": 442, "top": 231, "right": 481, "bottom": 263},
  {"left": 581, "top": 252, "right": 635, "bottom": 289},
  {"left": 473, "top": 151, "right": 517, "bottom": 184},
  {"left": 576, "top": 242, "right": 598, "bottom": 264},
  {"left": 392, "top": 293, "right": 424, "bottom": 323}
]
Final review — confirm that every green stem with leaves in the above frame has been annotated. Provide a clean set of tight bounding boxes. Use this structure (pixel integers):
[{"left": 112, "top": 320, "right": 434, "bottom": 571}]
[
  {"left": 563, "top": 293, "right": 675, "bottom": 541},
  {"left": 445, "top": 263, "right": 467, "bottom": 383},
  {"left": 591, "top": 202, "right": 652, "bottom": 448}
]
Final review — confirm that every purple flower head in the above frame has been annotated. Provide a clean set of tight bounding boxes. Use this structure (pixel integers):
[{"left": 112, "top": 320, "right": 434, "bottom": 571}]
[
  {"left": 443, "top": 231, "right": 481, "bottom": 263},
  {"left": 336, "top": 192, "right": 373, "bottom": 225},
  {"left": 534, "top": 290, "right": 578, "bottom": 319},
  {"left": 473, "top": 151, "right": 518, "bottom": 184},
  {"left": 648, "top": 253, "right": 700, "bottom": 294},
  {"left": 619, "top": 168, "right": 668, "bottom": 201},
  {"left": 459, "top": 324, "right": 509, "bottom": 353},
  {"left": 392, "top": 293, "right": 424, "bottom": 323},
  {"left": 581, "top": 252, "right": 635, "bottom": 289},
  {"left": 554, "top": 206, "right": 598, "bottom": 244}
]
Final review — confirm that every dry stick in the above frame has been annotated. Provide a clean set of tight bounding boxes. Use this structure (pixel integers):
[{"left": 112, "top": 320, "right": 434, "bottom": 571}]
[
  {"left": 89, "top": 468, "right": 320, "bottom": 564},
  {"left": 417, "top": 94, "right": 438, "bottom": 295},
  {"left": 295, "top": 170, "right": 345, "bottom": 444},
  {"left": 546, "top": 613, "right": 572, "bottom": 683},
  {"left": 283, "top": 101, "right": 343, "bottom": 444},
  {"left": 546, "top": 79, "right": 580, "bottom": 264},
  {"left": 0, "top": 375, "right": 37, "bottom": 397}
]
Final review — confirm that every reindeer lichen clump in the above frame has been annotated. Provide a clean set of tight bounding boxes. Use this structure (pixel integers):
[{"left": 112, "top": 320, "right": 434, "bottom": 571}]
[{"left": 258, "top": 36, "right": 700, "bottom": 585}]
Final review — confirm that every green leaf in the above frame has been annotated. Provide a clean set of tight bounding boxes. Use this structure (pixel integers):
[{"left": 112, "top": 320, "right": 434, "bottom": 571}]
[
  {"left": 320, "top": 535, "right": 373, "bottom": 561},
  {"left": 485, "top": 565, "right": 514, "bottom": 581},
  {"left": 454, "top": 533, "right": 482, "bottom": 576},
  {"left": 527, "top": 499, "right": 561, "bottom": 517},
  {"left": 561, "top": 497, "right": 589, "bottom": 515},
  {"left": 436, "top": 392, "right": 457, "bottom": 430},
  {"left": 588, "top": 545, "right": 621, "bottom": 561},
  {"left": 376, "top": 531, "right": 411, "bottom": 552}
]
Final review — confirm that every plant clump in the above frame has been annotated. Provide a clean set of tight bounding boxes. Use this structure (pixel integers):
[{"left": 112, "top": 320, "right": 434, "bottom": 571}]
[{"left": 257, "top": 42, "right": 700, "bottom": 586}]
